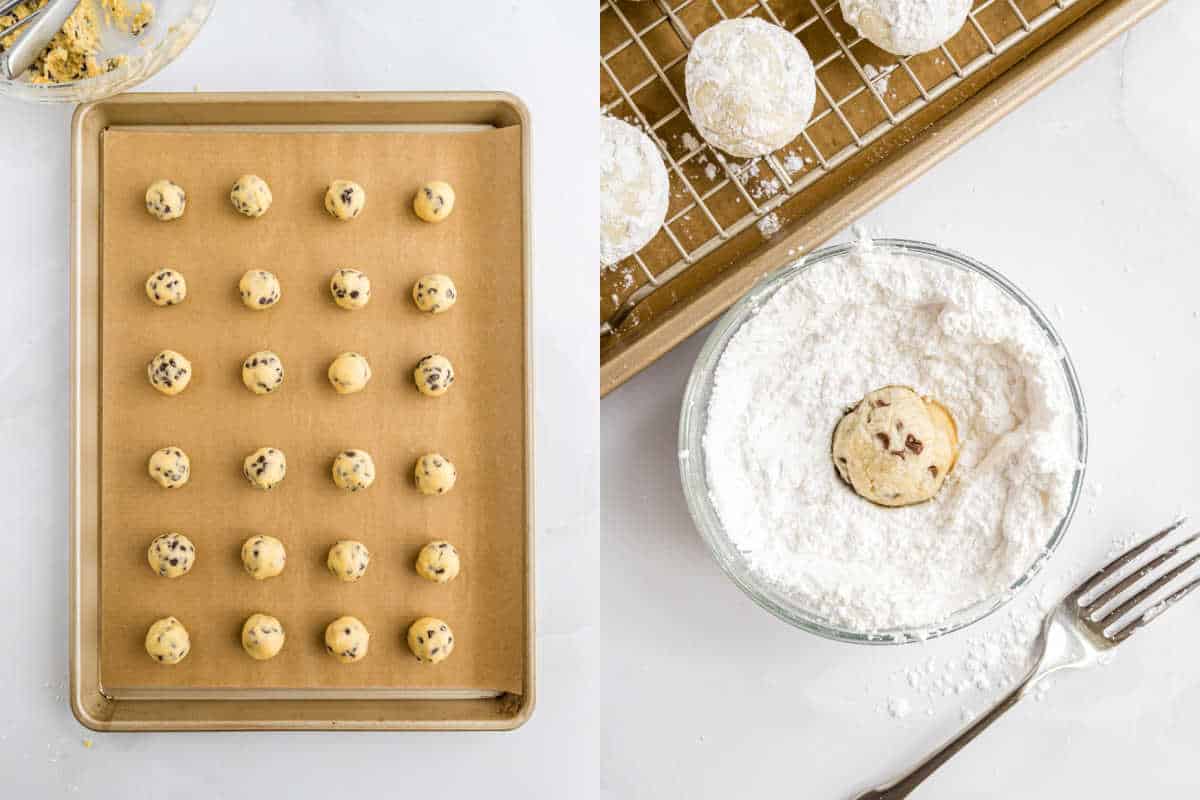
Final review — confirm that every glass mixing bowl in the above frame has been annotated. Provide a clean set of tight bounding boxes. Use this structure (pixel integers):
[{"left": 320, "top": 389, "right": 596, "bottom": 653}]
[
  {"left": 0, "top": 0, "right": 214, "bottom": 103},
  {"left": 678, "top": 239, "right": 1088, "bottom": 644}
]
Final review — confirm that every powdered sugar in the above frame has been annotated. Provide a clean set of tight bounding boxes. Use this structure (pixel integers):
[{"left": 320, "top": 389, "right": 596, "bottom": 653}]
[{"left": 702, "top": 240, "right": 1078, "bottom": 633}]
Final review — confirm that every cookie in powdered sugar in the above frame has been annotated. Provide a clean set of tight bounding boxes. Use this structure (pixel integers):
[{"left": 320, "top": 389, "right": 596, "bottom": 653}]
[
  {"left": 840, "top": 0, "right": 972, "bottom": 56},
  {"left": 600, "top": 116, "right": 670, "bottom": 268},
  {"left": 685, "top": 17, "right": 816, "bottom": 159},
  {"left": 702, "top": 240, "right": 1077, "bottom": 633}
]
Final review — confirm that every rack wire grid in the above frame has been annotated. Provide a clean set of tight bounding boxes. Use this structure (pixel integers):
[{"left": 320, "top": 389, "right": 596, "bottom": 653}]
[{"left": 600, "top": 0, "right": 1082, "bottom": 337}]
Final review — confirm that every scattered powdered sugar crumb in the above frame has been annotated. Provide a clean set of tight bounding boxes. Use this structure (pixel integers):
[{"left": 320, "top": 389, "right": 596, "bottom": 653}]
[
  {"left": 879, "top": 581, "right": 1065, "bottom": 721},
  {"left": 863, "top": 64, "right": 892, "bottom": 95},
  {"left": 756, "top": 212, "right": 781, "bottom": 239},
  {"left": 752, "top": 177, "right": 782, "bottom": 200},
  {"left": 704, "top": 162, "right": 719, "bottom": 181},
  {"left": 783, "top": 152, "right": 806, "bottom": 174},
  {"left": 681, "top": 131, "right": 701, "bottom": 152},
  {"left": 886, "top": 697, "right": 911, "bottom": 719},
  {"left": 702, "top": 238, "right": 1078, "bottom": 633}
]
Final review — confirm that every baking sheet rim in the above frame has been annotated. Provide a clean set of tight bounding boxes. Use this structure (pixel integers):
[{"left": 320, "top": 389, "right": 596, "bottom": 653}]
[{"left": 69, "top": 90, "right": 536, "bottom": 731}]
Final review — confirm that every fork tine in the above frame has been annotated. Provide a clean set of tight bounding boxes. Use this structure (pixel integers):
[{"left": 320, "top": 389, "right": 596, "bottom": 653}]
[
  {"left": 1084, "top": 531, "right": 1200, "bottom": 613},
  {"left": 1070, "top": 517, "right": 1187, "bottom": 603},
  {"left": 1099, "top": 551, "right": 1200, "bottom": 631},
  {"left": 1109, "top": 574, "right": 1200, "bottom": 644}
]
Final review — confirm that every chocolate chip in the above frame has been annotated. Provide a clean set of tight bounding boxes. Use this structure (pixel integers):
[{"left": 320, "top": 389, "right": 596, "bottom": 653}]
[{"left": 905, "top": 435, "right": 923, "bottom": 455}]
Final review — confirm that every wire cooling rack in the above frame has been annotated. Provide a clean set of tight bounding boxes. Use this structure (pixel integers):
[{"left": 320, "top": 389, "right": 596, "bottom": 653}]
[{"left": 600, "top": 0, "right": 1085, "bottom": 336}]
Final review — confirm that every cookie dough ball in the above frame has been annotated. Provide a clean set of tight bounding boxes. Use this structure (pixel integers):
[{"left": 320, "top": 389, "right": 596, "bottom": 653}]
[
  {"left": 326, "top": 540, "right": 370, "bottom": 582},
  {"left": 840, "top": 0, "right": 971, "bottom": 55},
  {"left": 242, "top": 447, "right": 287, "bottom": 490},
  {"left": 145, "top": 616, "right": 190, "bottom": 664},
  {"left": 241, "top": 613, "right": 286, "bottom": 661},
  {"left": 324, "top": 180, "right": 366, "bottom": 220},
  {"left": 239, "top": 270, "right": 281, "bottom": 310},
  {"left": 327, "top": 352, "right": 372, "bottom": 394},
  {"left": 415, "top": 540, "right": 461, "bottom": 584},
  {"left": 145, "top": 179, "right": 186, "bottom": 221},
  {"left": 685, "top": 18, "right": 816, "bottom": 158},
  {"left": 147, "top": 349, "right": 192, "bottom": 395},
  {"left": 407, "top": 617, "right": 455, "bottom": 664},
  {"left": 145, "top": 269, "right": 187, "bottom": 306},
  {"left": 331, "top": 449, "right": 375, "bottom": 492},
  {"left": 241, "top": 534, "right": 286, "bottom": 580},
  {"left": 329, "top": 268, "right": 371, "bottom": 310},
  {"left": 147, "top": 532, "right": 196, "bottom": 578},
  {"left": 241, "top": 350, "right": 284, "bottom": 395},
  {"left": 832, "top": 385, "right": 959, "bottom": 508},
  {"left": 324, "top": 616, "right": 369, "bottom": 663},
  {"left": 147, "top": 446, "right": 190, "bottom": 489},
  {"left": 230, "top": 174, "right": 273, "bottom": 217},
  {"left": 413, "top": 354, "right": 455, "bottom": 397},
  {"left": 412, "top": 273, "right": 457, "bottom": 314},
  {"left": 413, "top": 181, "right": 455, "bottom": 223},
  {"left": 414, "top": 453, "right": 457, "bottom": 496},
  {"left": 600, "top": 116, "right": 670, "bottom": 266}
]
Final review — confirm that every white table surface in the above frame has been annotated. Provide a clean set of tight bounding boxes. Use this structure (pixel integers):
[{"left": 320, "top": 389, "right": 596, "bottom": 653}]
[
  {"left": 602, "top": 2, "right": 1200, "bottom": 798},
  {"left": 0, "top": 2, "right": 597, "bottom": 797}
]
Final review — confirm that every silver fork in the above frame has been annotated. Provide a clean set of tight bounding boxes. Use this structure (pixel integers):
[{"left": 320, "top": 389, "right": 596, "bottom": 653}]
[{"left": 855, "top": 518, "right": 1200, "bottom": 800}]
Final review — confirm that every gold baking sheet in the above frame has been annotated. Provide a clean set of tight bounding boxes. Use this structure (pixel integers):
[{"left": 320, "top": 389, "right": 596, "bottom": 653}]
[
  {"left": 70, "top": 92, "right": 534, "bottom": 730},
  {"left": 599, "top": 0, "right": 1166, "bottom": 395}
]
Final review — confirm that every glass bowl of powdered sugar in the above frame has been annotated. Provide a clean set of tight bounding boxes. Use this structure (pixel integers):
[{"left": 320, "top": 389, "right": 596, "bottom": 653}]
[{"left": 679, "top": 238, "right": 1087, "bottom": 644}]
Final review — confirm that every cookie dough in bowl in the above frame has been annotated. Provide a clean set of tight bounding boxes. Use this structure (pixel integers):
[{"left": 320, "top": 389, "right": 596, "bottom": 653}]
[
  {"left": 680, "top": 239, "right": 1086, "bottom": 642},
  {"left": 685, "top": 18, "right": 816, "bottom": 158},
  {"left": 599, "top": 116, "right": 670, "bottom": 267}
]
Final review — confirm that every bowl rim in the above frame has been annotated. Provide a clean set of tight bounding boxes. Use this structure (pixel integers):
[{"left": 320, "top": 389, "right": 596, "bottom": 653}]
[
  {"left": 0, "top": 0, "right": 215, "bottom": 104},
  {"left": 677, "top": 237, "right": 1089, "bottom": 645}
]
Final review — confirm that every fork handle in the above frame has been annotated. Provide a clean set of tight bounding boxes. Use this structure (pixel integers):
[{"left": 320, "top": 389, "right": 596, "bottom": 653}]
[{"left": 853, "top": 683, "right": 1026, "bottom": 799}]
